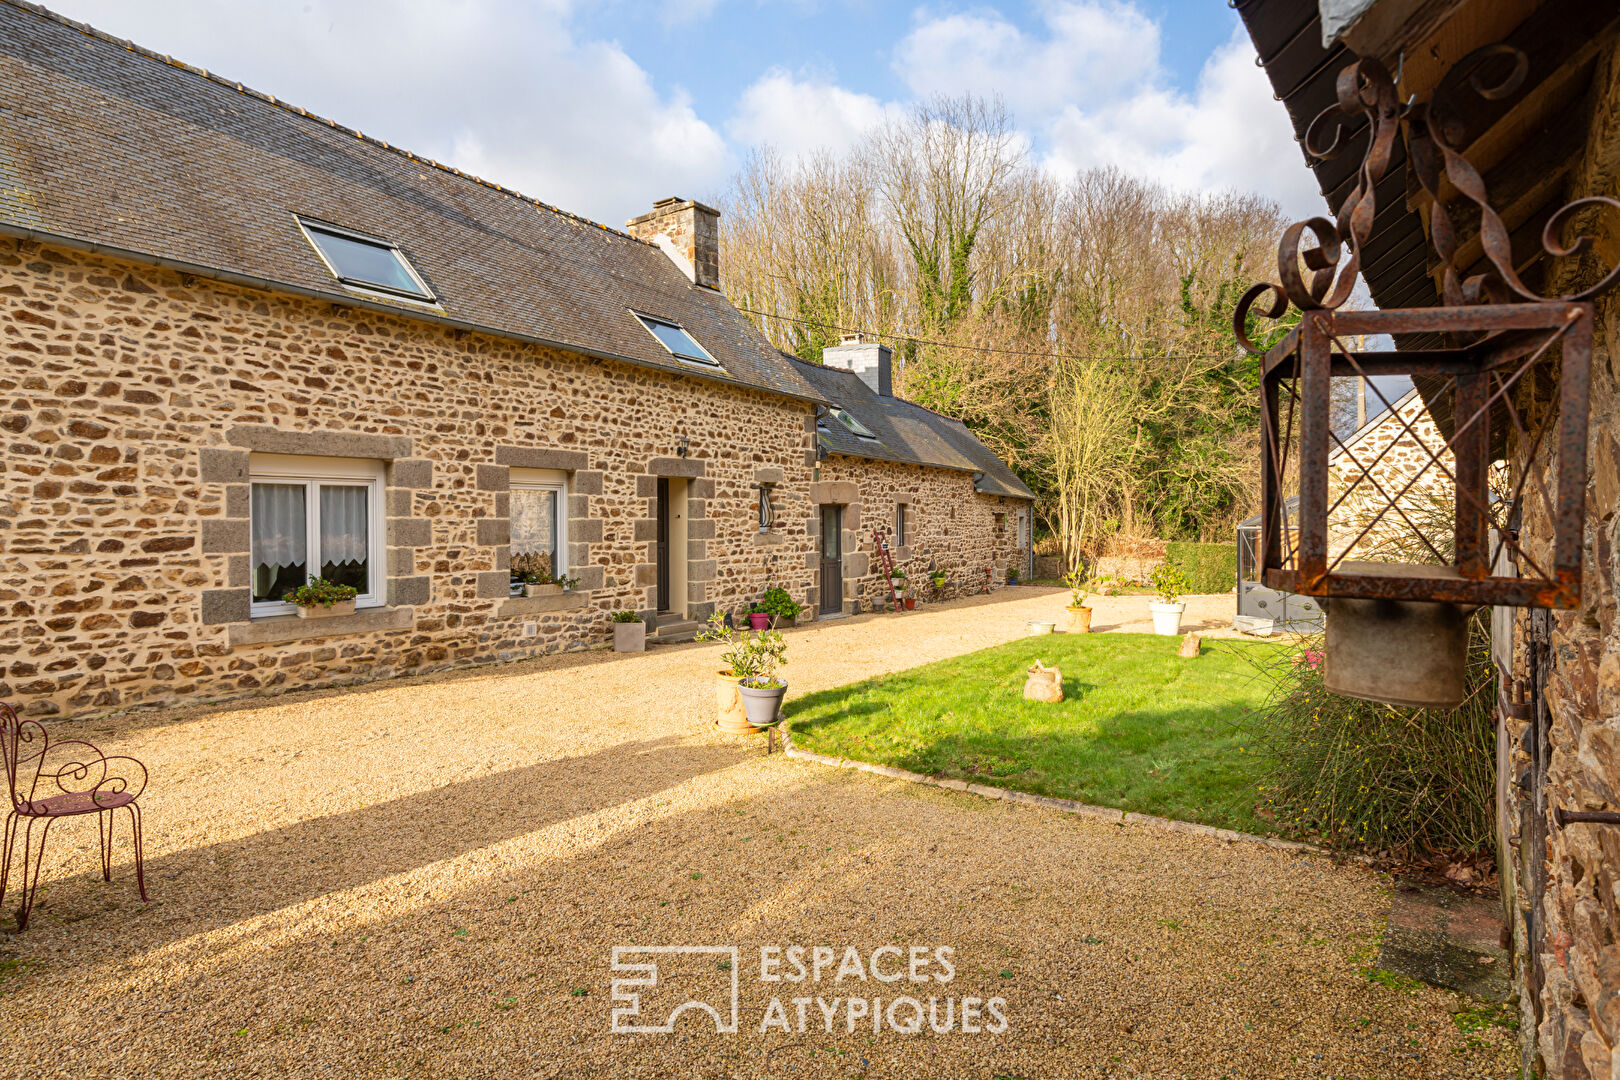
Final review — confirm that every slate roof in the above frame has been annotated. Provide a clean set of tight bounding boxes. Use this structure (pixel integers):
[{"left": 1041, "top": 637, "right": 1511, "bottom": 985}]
[
  {"left": 0, "top": 0, "right": 826, "bottom": 403},
  {"left": 786, "top": 355, "right": 1035, "bottom": 501}
]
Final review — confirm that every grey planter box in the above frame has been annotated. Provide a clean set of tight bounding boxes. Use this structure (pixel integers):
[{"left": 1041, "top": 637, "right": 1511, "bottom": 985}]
[{"left": 614, "top": 621, "right": 646, "bottom": 653}]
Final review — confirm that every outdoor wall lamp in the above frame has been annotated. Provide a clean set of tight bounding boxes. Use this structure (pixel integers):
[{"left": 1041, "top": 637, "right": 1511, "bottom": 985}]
[
  {"left": 676, "top": 435, "right": 690, "bottom": 458},
  {"left": 1236, "top": 47, "right": 1614, "bottom": 708}
]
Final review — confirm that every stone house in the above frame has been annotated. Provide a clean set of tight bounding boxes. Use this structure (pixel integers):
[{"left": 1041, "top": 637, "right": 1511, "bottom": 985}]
[
  {"left": 1240, "top": 0, "right": 1620, "bottom": 1074},
  {"left": 1327, "top": 388, "right": 1456, "bottom": 562},
  {"left": 0, "top": 1, "right": 1031, "bottom": 721}
]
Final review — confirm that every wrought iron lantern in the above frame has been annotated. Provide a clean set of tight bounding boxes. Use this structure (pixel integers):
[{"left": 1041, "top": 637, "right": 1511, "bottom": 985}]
[{"left": 1235, "top": 49, "right": 1616, "bottom": 708}]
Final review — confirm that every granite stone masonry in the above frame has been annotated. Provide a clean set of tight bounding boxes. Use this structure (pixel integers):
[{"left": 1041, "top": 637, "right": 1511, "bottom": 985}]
[{"left": 0, "top": 238, "right": 818, "bottom": 717}]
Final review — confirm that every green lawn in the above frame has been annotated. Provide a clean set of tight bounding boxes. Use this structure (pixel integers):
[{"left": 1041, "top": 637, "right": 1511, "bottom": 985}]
[{"left": 785, "top": 633, "right": 1286, "bottom": 835}]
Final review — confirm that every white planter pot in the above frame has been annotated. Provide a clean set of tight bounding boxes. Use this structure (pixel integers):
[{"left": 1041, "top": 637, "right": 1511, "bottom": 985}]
[
  {"left": 613, "top": 621, "right": 646, "bottom": 653},
  {"left": 1149, "top": 601, "right": 1186, "bottom": 636},
  {"left": 296, "top": 598, "right": 355, "bottom": 619},
  {"left": 524, "top": 583, "right": 563, "bottom": 598}
]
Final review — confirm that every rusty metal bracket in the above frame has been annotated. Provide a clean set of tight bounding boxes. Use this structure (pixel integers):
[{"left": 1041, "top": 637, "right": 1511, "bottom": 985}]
[{"left": 1554, "top": 808, "right": 1620, "bottom": 828}]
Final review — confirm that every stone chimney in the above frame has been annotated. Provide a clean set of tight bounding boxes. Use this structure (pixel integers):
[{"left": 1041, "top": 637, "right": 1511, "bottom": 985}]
[
  {"left": 626, "top": 197, "right": 721, "bottom": 290},
  {"left": 822, "top": 337, "right": 892, "bottom": 398}
]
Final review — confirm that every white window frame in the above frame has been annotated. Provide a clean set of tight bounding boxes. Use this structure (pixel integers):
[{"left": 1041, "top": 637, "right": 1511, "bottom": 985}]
[
  {"left": 295, "top": 216, "right": 437, "bottom": 303},
  {"left": 509, "top": 469, "right": 569, "bottom": 577},
  {"left": 249, "top": 454, "right": 387, "bottom": 619}
]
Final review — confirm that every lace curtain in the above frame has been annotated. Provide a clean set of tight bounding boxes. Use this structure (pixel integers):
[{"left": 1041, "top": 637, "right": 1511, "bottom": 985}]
[
  {"left": 320, "top": 485, "right": 369, "bottom": 566},
  {"left": 252, "top": 483, "right": 307, "bottom": 579}
]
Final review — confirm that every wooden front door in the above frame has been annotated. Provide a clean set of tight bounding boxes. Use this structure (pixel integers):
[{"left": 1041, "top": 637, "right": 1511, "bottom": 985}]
[
  {"left": 656, "top": 477, "right": 671, "bottom": 612},
  {"left": 819, "top": 504, "right": 842, "bottom": 615}
]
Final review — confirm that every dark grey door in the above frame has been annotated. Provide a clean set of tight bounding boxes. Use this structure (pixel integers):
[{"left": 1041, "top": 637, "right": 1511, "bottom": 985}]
[
  {"left": 820, "top": 505, "right": 842, "bottom": 615},
  {"left": 656, "top": 477, "right": 671, "bottom": 612}
]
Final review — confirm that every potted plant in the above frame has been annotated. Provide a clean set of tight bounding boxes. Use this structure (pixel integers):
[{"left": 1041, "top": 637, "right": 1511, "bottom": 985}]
[
  {"left": 1061, "top": 567, "right": 1093, "bottom": 634},
  {"left": 1149, "top": 564, "right": 1189, "bottom": 636},
  {"left": 696, "top": 613, "right": 759, "bottom": 734},
  {"left": 745, "top": 602, "right": 771, "bottom": 631},
  {"left": 734, "top": 631, "right": 789, "bottom": 729},
  {"left": 611, "top": 610, "right": 645, "bottom": 653},
  {"left": 759, "top": 586, "right": 803, "bottom": 629},
  {"left": 1006, "top": 568, "right": 1019, "bottom": 585},
  {"left": 286, "top": 577, "right": 358, "bottom": 619},
  {"left": 512, "top": 552, "right": 569, "bottom": 597},
  {"left": 930, "top": 569, "right": 947, "bottom": 592}
]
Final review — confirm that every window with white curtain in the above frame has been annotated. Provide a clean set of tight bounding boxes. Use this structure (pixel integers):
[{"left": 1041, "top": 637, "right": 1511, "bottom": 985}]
[
  {"left": 510, "top": 468, "right": 568, "bottom": 579},
  {"left": 249, "top": 455, "right": 385, "bottom": 617}
]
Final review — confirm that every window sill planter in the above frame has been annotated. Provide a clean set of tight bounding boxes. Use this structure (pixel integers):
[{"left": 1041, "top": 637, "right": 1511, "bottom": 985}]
[
  {"left": 714, "top": 671, "right": 754, "bottom": 734},
  {"left": 1064, "top": 605, "right": 1093, "bottom": 634},
  {"left": 297, "top": 599, "right": 356, "bottom": 620},
  {"left": 614, "top": 621, "right": 646, "bottom": 653},
  {"left": 1149, "top": 601, "right": 1186, "bottom": 636},
  {"left": 523, "top": 583, "right": 563, "bottom": 598},
  {"left": 738, "top": 679, "right": 787, "bottom": 728}
]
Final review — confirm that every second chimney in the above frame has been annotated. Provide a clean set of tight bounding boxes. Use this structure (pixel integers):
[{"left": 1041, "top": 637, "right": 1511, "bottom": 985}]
[
  {"left": 822, "top": 339, "right": 892, "bottom": 398},
  {"left": 626, "top": 197, "right": 720, "bottom": 290}
]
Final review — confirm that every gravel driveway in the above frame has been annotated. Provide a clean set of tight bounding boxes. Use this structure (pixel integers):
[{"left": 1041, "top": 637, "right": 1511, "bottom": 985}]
[{"left": 0, "top": 587, "right": 1513, "bottom": 1078}]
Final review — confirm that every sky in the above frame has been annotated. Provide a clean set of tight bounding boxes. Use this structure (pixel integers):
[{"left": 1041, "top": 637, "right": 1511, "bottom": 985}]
[{"left": 43, "top": 0, "right": 1326, "bottom": 229}]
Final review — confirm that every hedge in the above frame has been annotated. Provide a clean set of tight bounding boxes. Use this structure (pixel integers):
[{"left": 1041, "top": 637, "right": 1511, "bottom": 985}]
[{"left": 1164, "top": 541, "right": 1237, "bottom": 595}]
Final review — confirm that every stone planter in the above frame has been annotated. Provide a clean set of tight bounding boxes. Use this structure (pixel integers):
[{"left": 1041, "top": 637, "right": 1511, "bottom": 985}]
[
  {"left": 296, "top": 599, "right": 355, "bottom": 619},
  {"left": 523, "top": 583, "right": 563, "bottom": 598},
  {"left": 1149, "top": 601, "right": 1186, "bottom": 636},
  {"left": 714, "top": 670, "right": 753, "bottom": 734},
  {"left": 613, "top": 621, "right": 645, "bottom": 653},
  {"left": 1063, "top": 605, "right": 1093, "bottom": 633},
  {"left": 738, "top": 680, "right": 787, "bottom": 727}
]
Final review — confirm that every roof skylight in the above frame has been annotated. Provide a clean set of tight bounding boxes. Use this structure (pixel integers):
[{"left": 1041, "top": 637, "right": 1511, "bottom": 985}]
[
  {"left": 827, "top": 405, "right": 877, "bottom": 440},
  {"left": 298, "top": 218, "right": 435, "bottom": 301},
  {"left": 634, "top": 313, "right": 718, "bottom": 366}
]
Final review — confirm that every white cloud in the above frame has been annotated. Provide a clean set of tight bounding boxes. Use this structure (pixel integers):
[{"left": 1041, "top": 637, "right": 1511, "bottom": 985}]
[
  {"left": 726, "top": 69, "right": 899, "bottom": 158},
  {"left": 894, "top": 1, "right": 1160, "bottom": 116},
  {"left": 894, "top": 3, "right": 1322, "bottom": 220},
  {"left": 40, "top": 0, "right": 732, "bottom": 227}
]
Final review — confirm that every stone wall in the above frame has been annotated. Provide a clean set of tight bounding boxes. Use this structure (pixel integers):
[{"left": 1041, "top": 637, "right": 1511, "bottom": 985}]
[
  {"left": 1327, "top": 392, "right": 1455, "bottom": 562},
  {"left": 1500, "top": 41, "right": 1620, "bottom": 1080},
  {"left": 813, "top": 455, "right": 1030, "bottom": 610},
  {"left": 0, "top": 236, "right": 820, "bottom": 719}
]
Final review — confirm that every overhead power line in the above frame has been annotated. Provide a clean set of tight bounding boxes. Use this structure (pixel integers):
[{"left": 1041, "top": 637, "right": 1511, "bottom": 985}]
[{"left": 731, "top": 304, "right": 1239, "bottom": 365}]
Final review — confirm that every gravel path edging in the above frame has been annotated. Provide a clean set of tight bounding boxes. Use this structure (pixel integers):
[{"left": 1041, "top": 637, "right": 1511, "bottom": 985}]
[{"left": 778, "top": 724, "right": 1325, "bottom": 858}]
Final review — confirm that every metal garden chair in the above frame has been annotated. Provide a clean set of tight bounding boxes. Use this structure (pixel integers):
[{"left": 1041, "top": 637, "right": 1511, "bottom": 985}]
[{"left": 1, "top": 702, "right": 148, "bottom": 930}]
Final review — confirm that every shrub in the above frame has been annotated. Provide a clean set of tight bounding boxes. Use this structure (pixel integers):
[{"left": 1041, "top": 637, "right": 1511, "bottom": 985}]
[
  {"left": 1149, "top": 563, "right": 1188, "bottom": 604},
  {"left": 610, "top": 610, "right": 642, "bottom": 623},
  {"left": 285, "top": 578, "right": 358, "bottom": 607},
  {"left": 1238, "top": 616, "right": 1496, "bottom": 856},
  {"left": 1164, "top": 541, "right": 1237, "bottom": 595},
  {"left": 760, "top": 587, "right": 803, "bottom": 621}
]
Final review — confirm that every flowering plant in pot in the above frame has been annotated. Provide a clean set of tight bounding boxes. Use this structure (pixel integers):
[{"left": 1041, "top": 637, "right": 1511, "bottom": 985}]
[
  {"left": 745, "top": 602, "right": 771, "bottom": 631},
  {"left": 759, "top": 586, "right": 803, "bottom": 628},
  {"left": 286, "top": 577, "right": 359, "bottom": 619},
  {"left": 611, "top": 609, "right": 645, "bottom": 653},
  {"left": 511, "top": 552, "right": 577, "bottom": 597},
  {"left": 1148, "top": 564, "right": 1189, "bottom": 636}
]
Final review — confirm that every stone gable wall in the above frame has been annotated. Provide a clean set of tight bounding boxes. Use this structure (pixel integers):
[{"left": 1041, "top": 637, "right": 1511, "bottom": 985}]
[
  {"left": 1327, "top": 394, "right": 1455, "bottom": 562},
  {"left": 0, "top": 236, "right": 819, "bottom": 718},
  {"left": 813, "top": 455, "right": 1030, "bottom": 610}
]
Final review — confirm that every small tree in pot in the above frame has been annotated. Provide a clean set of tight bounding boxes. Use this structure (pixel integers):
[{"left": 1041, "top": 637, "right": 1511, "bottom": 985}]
[
  {"left": 611, "top": 610, "right": 645, "bottom": 653},
  {"left": 733, "top": 631, "right": 789, "bottom": 728},
  {"left": 1149, "top": 564, "right": 1189, "bottom": 636},
  {"left": 1061, "top": 567, "right": 1093, "bottom": 633}
]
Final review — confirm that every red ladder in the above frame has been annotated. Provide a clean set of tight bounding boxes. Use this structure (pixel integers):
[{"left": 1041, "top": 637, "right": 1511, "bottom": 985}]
[{"left": 872, "top": 527, "right": 902, "bottom": 612}]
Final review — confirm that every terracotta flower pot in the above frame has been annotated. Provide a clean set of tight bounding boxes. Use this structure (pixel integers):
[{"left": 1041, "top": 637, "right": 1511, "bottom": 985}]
[
  {"left": 904, "top": 597, "right": 915, "bottom": 610},
  {"left": 1064, "top": 605, "right": 1093, "bottom": 633},
  {"left": 714, "top": 670, "right": 754, "bottom": 734}
]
